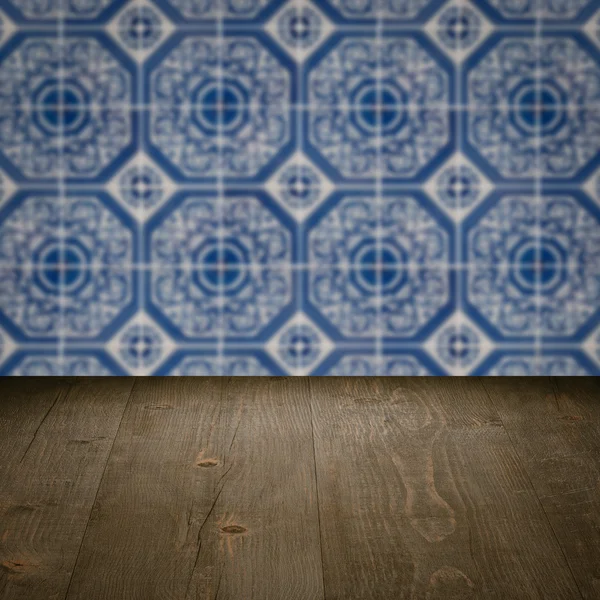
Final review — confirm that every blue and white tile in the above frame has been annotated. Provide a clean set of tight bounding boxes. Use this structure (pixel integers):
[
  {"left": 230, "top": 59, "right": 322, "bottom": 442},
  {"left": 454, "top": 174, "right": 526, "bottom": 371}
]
[
  {"left": 583, "top": 323, "right": 600, "bottom": 374},
  {"left": 145, "top": 189, "right": 296, "bottom": 342},
  {"left": 1, "top": 0, "right": 128, "bottom": 23},
  {"left": 583, "top": 6, "right": 600, "bottom": 49},
  {"left": 314, "top": 349, "right": 445, "bottom": 376},
  {"left": 107, "top": 310, "right": 175, "bottom": 375},
  {"left": 424, "top": 152, "right": 493, "bottom": 221},
  {"left": 462, "top": 31, "right": 600, "bottom": 184},
  {"left": 474, "top": 350, "right": 599, "bottom": 376},
  {"left": 107, "top": 152, "right": 176, "bottom": 220},
  {"left": 266, "top": 312, "right": 333, "bottom": 375},
  {"left": 0, "top": 264, "right": 139, "bottom": 344},
  {"left": 304, "top": 30, "right": 455, "bottom": 183},
  {"left": 0, "top": 168, "right": 16, "bottom": 207},
  {"left": 156, "top": 349, "right": 283, "bottom": 376},
  {"left": 474, "top": 0, "right": 598, "bottom": 24},
  {"left": 108, "top": 0, "right": 174, "bottom": 60},
  {"left": 0, "top": 0, "right": 598, "bottom": 376},
  {"left": 0, "top": 323, "right": 16, "bottom": 371},
  {"left": 425, "top": 0, "right": 493, "bottom": 62},
  {"left": 147, "top": 265, "right": 295, "bottom": 343},
  {"left": 152, "top": 0, "right": 287, "bottom": 24},
  {"left": 0, "top": 350, "right": 127, "bottom": 376},
  {"left": 0, "top": 190, "right": 138, "bottom": 343},
  {"left": 265, "top": 0, "right": 334, "bottom": 62},
  {"left": 537, "top": 33, "right": 600, "bottom": 183},
  {"left": 582, "top": 165, "right": 600, "bottom": 206},
  {"left": 0, "top": 8, "right": 16, "bottom": 46},
  {"left": 463, "top": 191, "right": 600, "bottom": 343},
  {"left": 424, "top": 311, "right": 493, "bottom": 375},
  {"left": 317, "top": 0, "right": 446, "bottom": 24},
  {"left": 265, "top": 151, "right": 335, "bottom": 221},
  {"left": 304, "top": 190, "right": 455, "bottom": 342},
  {"left": 144, "top": 30, "right": 296, "bottom": 183},
  {"left": 0, "top": 32, "right": 138, "bottom": 184}
]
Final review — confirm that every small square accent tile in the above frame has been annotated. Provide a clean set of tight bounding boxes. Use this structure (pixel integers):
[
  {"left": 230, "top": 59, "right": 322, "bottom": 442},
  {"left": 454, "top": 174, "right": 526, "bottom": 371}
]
[{"left": 0, "top": 0, "right": 599, "bottom": 375}]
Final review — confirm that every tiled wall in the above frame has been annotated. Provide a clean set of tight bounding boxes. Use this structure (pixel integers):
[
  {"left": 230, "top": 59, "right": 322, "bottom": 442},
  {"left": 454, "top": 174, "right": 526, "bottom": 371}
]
[{"left": 0, "top": 0, "right": 599, "bottom": 375}]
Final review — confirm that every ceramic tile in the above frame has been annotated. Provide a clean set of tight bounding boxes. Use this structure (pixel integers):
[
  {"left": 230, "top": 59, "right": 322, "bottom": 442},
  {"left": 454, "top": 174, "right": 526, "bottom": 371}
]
[{"left": 0, "top": 0, "right": 599, "bottom": 375}]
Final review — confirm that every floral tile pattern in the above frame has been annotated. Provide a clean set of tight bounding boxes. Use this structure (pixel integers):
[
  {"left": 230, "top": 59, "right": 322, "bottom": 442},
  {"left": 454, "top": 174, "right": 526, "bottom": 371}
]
[{"left": 0, "top": 0, "right": 599, "bottom": 375}]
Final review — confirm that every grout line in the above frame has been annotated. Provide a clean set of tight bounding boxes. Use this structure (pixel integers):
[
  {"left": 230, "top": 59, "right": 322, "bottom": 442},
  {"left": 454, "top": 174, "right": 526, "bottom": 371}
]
[
  {"left": 293, "top": 0, "right": 304, "bottom": 375},
  {"left": 216, "top": 3, "right": 225, "bottom": 376},
  {"left": 454, "top": 0, "right": 466, "bottom": 353},
  {"left": 7, "top": 181, "right": 589, "bottom": 189},
  {"left": 9, "top": 102, "right": 599, "bottom": 111},
  {"left": 375, "top": 7, "right": 384, "bottom": 376},
  {"left": 12, "top": 22, "right": 583, "bottom": 30},
  {"left": 10, "top": 340, "right": 589, "bottom": 349},
  {"left": 0, "top": 261, "right": 589, "bottom": 270},
  {"left": 15, "top": 22, "right": 579, "bottom": 28},
  {"left": 534, "top": 0, "right": 543, "bottom": 374},
  {"left": 135, "top": 0, "right": 146, "bottom": 376},
  {"left": 57, "top": 0, "right": 66, "bottom": 375}
]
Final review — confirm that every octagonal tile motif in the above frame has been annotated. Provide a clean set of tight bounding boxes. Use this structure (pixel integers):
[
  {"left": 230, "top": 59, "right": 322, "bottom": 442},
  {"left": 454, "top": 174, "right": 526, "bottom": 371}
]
[{"left": 0, "top": 0, "right": 598, "bottom": 375}]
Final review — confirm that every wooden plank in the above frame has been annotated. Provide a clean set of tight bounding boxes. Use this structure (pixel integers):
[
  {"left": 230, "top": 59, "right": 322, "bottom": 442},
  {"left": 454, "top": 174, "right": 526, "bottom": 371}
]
[
  {"left": 0, "top": 377, "right": 135, "bottom": 600},
  {"left": 483, "top": 376, "right": 600, "bottom": 599},
  {"left": 0, "top": 378, "right": 70, "bottom": 481},
  {"left": 65, "top": 377, "right": 324, "bottom": 600},
  {"left": 309, "top": 377, "right": 582, "bottom": 600}
]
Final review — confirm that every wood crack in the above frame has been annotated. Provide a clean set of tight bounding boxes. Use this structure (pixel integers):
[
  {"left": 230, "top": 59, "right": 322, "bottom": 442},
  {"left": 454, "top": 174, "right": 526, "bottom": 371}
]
[{"left": 19, "top": 386, "right": 67, "bottom": 464}]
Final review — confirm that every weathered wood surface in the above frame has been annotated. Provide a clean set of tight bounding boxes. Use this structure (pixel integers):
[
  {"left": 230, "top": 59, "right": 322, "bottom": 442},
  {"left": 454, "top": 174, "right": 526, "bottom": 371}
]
[
  {"left": 0, "top": 378, "right": 134, "bottom": 600},
  {"left": 63, "top": 377, "right": 324, "bottom": 600},
  {"left": 309, "top": 377, "right": 583, "bottom": 600},
  {"left": 2, "top": 377, "right": 599, "bottom": 600},
  {"left": 483, "top": 377, "right": 600, "bottom": 599}
]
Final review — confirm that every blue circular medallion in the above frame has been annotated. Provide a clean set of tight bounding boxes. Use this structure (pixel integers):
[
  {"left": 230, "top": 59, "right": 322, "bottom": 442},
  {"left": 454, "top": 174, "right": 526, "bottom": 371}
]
[
  {"left": 33, "top": 238, "right": 91, "bottom": 296},
  {"left": 509, "top": 238, "right": 568, "bottom": 295},
  {"left": 350, "top": 239, "right": 408, "bottom": 296},
  {"left": 192, "top": 238, "right": 250, "bottom": 296},
  {"left": 509, "top": 80, "right": 568, "bottom": 137},
  {"left": 350, "top": 79, "right": 408, "bottom": 138},
  {"left": 32, "top": 79, "right": 91, "bottom": 137},
  {"left": 191, "top": 79, "right": 250, "bottom": 137}
]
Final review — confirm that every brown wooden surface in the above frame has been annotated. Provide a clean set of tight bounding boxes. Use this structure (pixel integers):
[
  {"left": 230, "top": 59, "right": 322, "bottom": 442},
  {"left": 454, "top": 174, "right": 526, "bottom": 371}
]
[
  {"left": 482, "top": 377, "right": 600, "bottom": 600},
  {"left": 0, "top": 378, "right": 135, "bottom": 600},
  {"left": 0, "top": 377, "right": 599, "bottom": 600}
]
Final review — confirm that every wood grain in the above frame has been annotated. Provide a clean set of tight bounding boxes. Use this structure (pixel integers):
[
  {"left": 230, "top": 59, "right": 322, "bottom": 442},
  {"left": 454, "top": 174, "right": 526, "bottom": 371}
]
[
  {"left": 483, "top": 376, "right": 600, "bottom": 599},
  {"left": 64, "top": 377, "right": 324, "bottom": 600},
  {"left": 0, "top": 378, "right": 70, "bottom": 480},
  {"left": 0, "top": 377, "right": 134, "bottom": 600},
  {"left": 3, "top": 377, "right": 599, "bottom": 600},
  {"left": 309, "top": 377, "right": 583, "bottom": 600}
]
